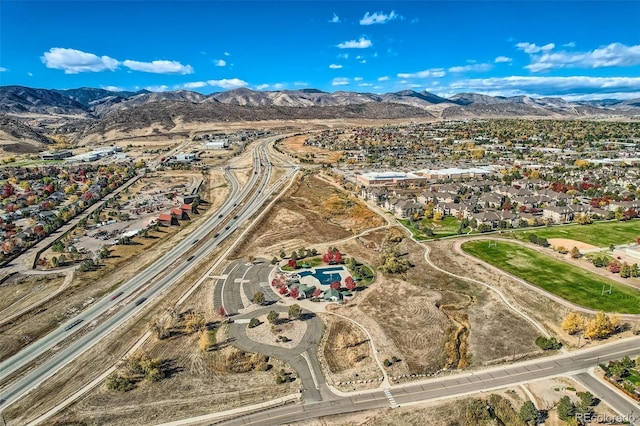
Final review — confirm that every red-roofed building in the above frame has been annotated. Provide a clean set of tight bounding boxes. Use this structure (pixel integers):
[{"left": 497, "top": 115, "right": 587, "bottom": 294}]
[
  {"left": 171, "top": 208, "right": 189, "bottom": 220},
  {"left": 158, "top": 213, "right": 178, "bottom": 226}
]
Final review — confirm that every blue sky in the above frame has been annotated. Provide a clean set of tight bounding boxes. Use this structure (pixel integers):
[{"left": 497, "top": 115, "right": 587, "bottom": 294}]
[{"left": 1, "top": 1, "right": 639, "bottom": 100}]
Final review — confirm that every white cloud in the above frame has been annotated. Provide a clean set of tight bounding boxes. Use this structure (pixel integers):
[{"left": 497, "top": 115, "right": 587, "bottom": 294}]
[
  {"left": 525, "top": 43, "right": 640, "bottom": 72},
  {"left": 27, "top": 72, "right": 33, "bottom": 77},
  {"left": 359, "top": 59, "right": 367, "bottom": 64},
  {"left": 123, "top": 59, "right": 193, "bottom": 74},
  {"left": 378, "top": 76, "right": 389, "bottom": 81},
  {"left": 329, "top": 13, "right": 340, "bottom": 23},
  {"left": 273, "top": 83, "right": 285, "bottom": 90},
  {"left": 255, "top": 84, "right": 270, "bottom": 90},
  {"left": 359, "top": 83, "right": 373, "bottom": 87},
  {"left": 448, "top": 63, "right": 492, "bottom": 73},
  {"left": 145, "top": 85, "right": 169, "bottom": 92},
  {"left": 337, "top": 37, "right": 372, "bottom": 49},
  {"left": 41, "top": 47, "right": 119, "bottom": 74},
  {"left": 360, "top": 10, "right": 401, "bottom": 25},
  {"left": 207, "top": 78, "right": 248, "bottom": 89},
  {"left": 448, "top": 75, "right": 640, "bottom": 98},
  {"left": 516, "top": 42, "right": 555, "bottom": 54},
  {"left": 563, "top": 42, "right": 576, "bottom": 48},
  {"left": 293, "top": 81, "right": 308, "bottom": 86},
  {"left": 407, "top": 84, "right": 422, "bottom": 88},
  {"left": 354, "top": 77, "right": 363, "bottom": 81},
  {"left": 495, "top": 56, "right": 513, "bottom": 63},
  {"left": 329, "top": 64, "right": 343, "bottom": 69},
  {"left": 181, "top": 81, "right": 208, "bottom": 89},
  {"left": 215, "top": 59, "right": 227, "bottom": 67},
  {"left": 0, "top": 67, "right": 7, "bottom": 72},
  {"left": 397, "top": 68, "right": 446, "bottom": 78},
  {"left": 224, "top": 52, "right": 230, "bottom": 56},
  {"left": 332, "top": 77, "right": 350, "bottom": 86},
  {"left": 102, "top": 85, "right": 124, "bottom": 92}
]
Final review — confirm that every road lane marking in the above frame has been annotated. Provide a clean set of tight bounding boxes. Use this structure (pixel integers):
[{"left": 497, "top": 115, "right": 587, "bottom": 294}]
[{"left": 383, "top": 389, "right": 397, "bottom": 407}]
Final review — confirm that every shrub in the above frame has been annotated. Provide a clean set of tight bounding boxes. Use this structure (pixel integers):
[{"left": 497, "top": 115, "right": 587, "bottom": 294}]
[
  {"left": 535, "top": 336, "right": 561, "bottom": 350},
  {"left": 248, "top": 318, "right": 260, "bottom": 328}
]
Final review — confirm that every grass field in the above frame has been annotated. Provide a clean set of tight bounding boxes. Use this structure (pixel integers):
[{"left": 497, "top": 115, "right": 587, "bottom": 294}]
[
  {"left": 462, "top": 240, "right": 640, "bottom": 314},
  {"left": 399, "top": 217, "right": 466, "bottom": 240},
  {"left": 513, "top": 220, "right": 640, "bottom": 247}
]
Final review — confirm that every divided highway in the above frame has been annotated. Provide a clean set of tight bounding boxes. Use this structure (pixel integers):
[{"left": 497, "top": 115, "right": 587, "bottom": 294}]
[{"left": 0, "top": 136, "right": 296, "bottom": 411}]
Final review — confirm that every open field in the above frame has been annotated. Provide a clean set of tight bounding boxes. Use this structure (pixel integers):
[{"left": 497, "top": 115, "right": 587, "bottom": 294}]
[
  {"left": 398, "top": 217, "right": 465, "bottom": 240},
  {"left": 513, "top": 220, "right": 640, "bottom": 247},
  {"left": 279, "top": 135, "right": 344, "bottom": 164},
  {"left": 0, "top": 273, "right": 66, "bottom": 319},
  {"left": 462, "top": 240, "right": 640, "bottom": 314},
  {"left": 319, "top": 314, "right": 381, "bottom": 390},
  {"left": 233, "top": 173, "right": 385, "bottom": 259}
]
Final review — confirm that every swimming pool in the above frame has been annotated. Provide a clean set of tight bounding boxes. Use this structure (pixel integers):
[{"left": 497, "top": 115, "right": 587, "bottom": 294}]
[{"left": 297, "top": 266, "right": 347, "bottom": 285}]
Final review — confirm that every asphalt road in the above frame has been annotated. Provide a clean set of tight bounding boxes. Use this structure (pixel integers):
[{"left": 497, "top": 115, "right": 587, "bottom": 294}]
[
  {"left": 220, "top": 336, "right": 640, "bottom": 425},
  {"left": 216, "top": 260, "right": 325, "bottom": 402},
  {"left": 0, "top": 137, "right": 292, "bottom": 411},
  {"left": 573, "top": 372, "right": 639, "bottom": 426}
]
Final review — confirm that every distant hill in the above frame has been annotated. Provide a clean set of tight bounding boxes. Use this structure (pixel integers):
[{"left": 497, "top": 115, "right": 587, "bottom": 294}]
[{"left": 1, "top": 85, "right": 639, "bottom": 148}]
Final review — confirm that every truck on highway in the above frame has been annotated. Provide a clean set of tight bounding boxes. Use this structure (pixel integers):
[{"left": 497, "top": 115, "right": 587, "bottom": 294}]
[{"left": 64, "top": 319, "right": 83, "bottom": 331}]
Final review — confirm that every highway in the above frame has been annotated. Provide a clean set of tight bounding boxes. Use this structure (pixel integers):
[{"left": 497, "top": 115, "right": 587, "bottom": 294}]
[
  {"left": 0, "top": 136, "right": 297, "bottom": 411},
  {"left": 219, "top": 336, "right": 640, "bottom": 426}
]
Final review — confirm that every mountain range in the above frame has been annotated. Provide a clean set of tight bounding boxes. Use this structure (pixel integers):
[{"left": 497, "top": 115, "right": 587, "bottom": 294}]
[{"left": 0, "top": 85, "right": 639, "bottom": 151}]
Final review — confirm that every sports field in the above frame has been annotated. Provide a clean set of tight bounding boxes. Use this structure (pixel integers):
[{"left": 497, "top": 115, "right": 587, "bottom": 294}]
[
  {"left": 462, "top": 240, "right": 640, "bottom": 314},
  {"left": 513, "top": 219, "right": 639, "bottom": 247}
]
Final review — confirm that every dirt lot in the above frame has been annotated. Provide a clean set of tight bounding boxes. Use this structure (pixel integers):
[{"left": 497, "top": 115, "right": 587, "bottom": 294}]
[
  {"left": 280, "top": 134, "right": 344, "bottom": 164},
  {"left": 246, "top": 315, "right": 307, "bottom": 349},
  {"left": 0, "top": 273, "right": 66, "bottom": 320},
  {"left": 548, "top": 238, "right": 598, "bottom": 252},
  {"left": 234, "top": 173, "right": 384, "bottom": 260},
  {"left": 318, "top": 314, "right": 381, "bottom": 390}
]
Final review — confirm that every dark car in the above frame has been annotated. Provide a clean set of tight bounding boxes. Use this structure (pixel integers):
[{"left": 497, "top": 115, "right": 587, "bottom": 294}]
[
  {"left": 110, "top": 291, "right": 124, "bottom": 301},
  {"left": 135, "top": 297, "right": 147, "bottom": 306},
  {"left": 187, "top": 255, "right": 195, "bottom": 261}
]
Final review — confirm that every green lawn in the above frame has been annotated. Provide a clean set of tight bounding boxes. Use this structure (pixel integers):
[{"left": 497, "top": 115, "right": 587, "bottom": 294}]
[
  {"left": 462, "top": 240, "right": 640, "bottom": 314},
  {"left": 513, "top": 219, "right": 640, "bottom": 247},
  {"left": 399, "top": 217, "right": 466, "bottom": 240},
  {"left": 627, "top": 368, "right": 640, "bottom": 386}
]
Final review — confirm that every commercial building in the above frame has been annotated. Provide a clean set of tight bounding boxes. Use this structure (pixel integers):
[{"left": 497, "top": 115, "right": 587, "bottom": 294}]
[{"left": 205, "top": 139, "right": 230, "bottom": 149}]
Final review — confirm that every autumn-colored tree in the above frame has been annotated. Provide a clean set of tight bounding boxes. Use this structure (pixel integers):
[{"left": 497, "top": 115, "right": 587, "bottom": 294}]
[
  {"left": 218, "top": 306, "right": 226, "bottom": 317},
  {"left": 289, "top": 287, "right": 300, "bottom": 299},
  {"left": 345, "top": 276, "right": 356, "bottom": 291},
  {"left": 584, "top": 311, "right": 620, "bottom": 340},
  {"left": 288, "top": 304, "right": 302, "bottom": 320},
  {"left": 330, "top": 281, "right": 341, "bottom": 290},
  {"left": 570, "top": 247, "right": 581, "bottom": 259},
  {"left": 267, "top": 310, "right": 279, "bottom": 324},
  {"left": 253, "top": 291, "right": 265, "bottom": 306},
  {"left": 322, "top": 252, "right": 332, "bottom": 264},
  {"left": 312, "top": 288, "right": 322, "bottom": 298},
  {"left": 561, "top": 312, "right": 585, "bottom": 335},
  {"left": 609, "top": 260, "right": 621, "bottom": 274},
  {"left": 279, "top": 285, "right": 288, "bottom": 295},
  {"left": 333, "top": 251, "right": 343, "bottom": 263},
  {"left": 620, "top": 262, "right": 631, "bottom": 278},
  {"left": 288, "top": 258, "right": 297, "bottom": 269},
  {"left": 433, "top": 211, "right": 444, "bottom": 221},
  {"left": 184, "top": 312, "right": 206, "bottom": 334}
]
